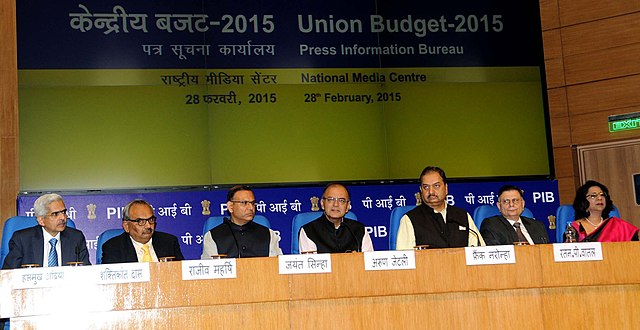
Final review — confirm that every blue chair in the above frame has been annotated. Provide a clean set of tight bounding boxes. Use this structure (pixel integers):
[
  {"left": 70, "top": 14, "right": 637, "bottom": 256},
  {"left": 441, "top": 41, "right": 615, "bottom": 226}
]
[
  {"left": 290, "top": 211, "right": 357, "bottom": 254},
  {"left": 202, "top": 215, "right": 271, "bottom": 235},
  {"left": 95, "top": 228, "right": 125, "bottom": 264},
  {"left": 1, "top": 216, "right": 76, "bottom": 267},
  {"left": 389, "top": 205, "right": 417, "bottom": 250},
  {"left": 472, "top": 204, "right": 534, "bottom": 229},
  {"left": 554, "top": 204, "right": 620, "bottom": 242}
]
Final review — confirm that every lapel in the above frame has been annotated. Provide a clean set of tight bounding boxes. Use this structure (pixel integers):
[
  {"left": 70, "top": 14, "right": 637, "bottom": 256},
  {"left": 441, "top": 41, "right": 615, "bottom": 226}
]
[
  {"left": 59, "top": 229, "right": 78, "bottom": 264},
  {"left": 122, "top": 233, "right": 140, "bottom": 262},
  {"left": 31, "top": 226, "right": 45, "bottom": 265},
  {"left": 498, "top": 216, "right": 518, "bottom": 242},
  {"left": 151, "top": 233, "right": 166, "bottom": 258},
  {"left": 521, "top": 217, "right": 538, "bottom": 238}
]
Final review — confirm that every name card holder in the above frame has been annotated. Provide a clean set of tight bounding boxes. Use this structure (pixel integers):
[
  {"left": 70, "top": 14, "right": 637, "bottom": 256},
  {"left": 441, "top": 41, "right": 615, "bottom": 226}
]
[
  {"left": 278, "top": 254, "right": 332, "bottom": 274},
  {"left": 364, "top": 250, "right": 416, "bottom": 271},
  {"left": 12, "top": 266, "right": 72, "bottom": 289},
  {"left": 465, "top": 245, "right": 516, "bottom": 266},
  {"left": 553, "top": 242, "right": 603, "bottom": 262},
  {"left": 93, "top": 262, "right": 151, "bottom": 284},
  {"left": 10, "top": 262, "right": 151, "bottom": 289},
  {"left": 182, "top": 259, "right": 237, "bottom": 280}
]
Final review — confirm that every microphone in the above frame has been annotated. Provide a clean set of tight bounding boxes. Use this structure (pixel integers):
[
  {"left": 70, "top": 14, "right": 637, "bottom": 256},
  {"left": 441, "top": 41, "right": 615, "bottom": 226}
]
[
  {"left": 341, "top": 220, "right": 361, "bottom": 253},
  {"left": 468, "top": 228, "right": 481, "bottom": 247},
  {"left": 75, "top": 246, "right": 80, "bottom": 263},
  {"left": 223, "top": 217, "right": 242, "bottom": 258}
]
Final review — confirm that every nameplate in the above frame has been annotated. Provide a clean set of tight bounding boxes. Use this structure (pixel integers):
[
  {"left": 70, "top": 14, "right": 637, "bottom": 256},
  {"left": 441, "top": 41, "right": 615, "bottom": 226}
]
[
  {"left": 278, "top": 254, "right": 331, "bottom": 274},
  {"left": 364, "top": 250, "right": 416, "bottom": 271},
  {"left": 94, "top": 263, "right": 151, "bottom": 284},
  {"left": 182, "top": 259, "right": 237, "bottom": 280},
  {"left": 553, "top": 242, "right": 603, "bottom": 262},
  {"left": 10, "top": 262, "right": 150, "bottom": 289},
  {"left": 12, "top": 267, "right": 71, "bottom": 289},
  {"left": 465, "top": 245, "right": 516, "bottom": 265}
]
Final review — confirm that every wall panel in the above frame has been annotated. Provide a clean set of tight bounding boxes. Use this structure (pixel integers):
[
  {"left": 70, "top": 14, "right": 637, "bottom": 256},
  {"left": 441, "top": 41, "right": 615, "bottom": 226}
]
[
  {"left": 547, "top": 87, "right": 568, "bottom": 118},
  {"left": 0, "top": 0, "right": 19, "bottom": 228},
  {"left": 552, "top": 146, "right": 574, "bottom": 179},
  {"left": 550, "top": 115, "right": 571, "bottom": 147},
  {"left": 566, "top": 74, "right": 640, "bottom": 115},
  {"left": 564, "top": 43, "right": 640, "bottom": 85},
  {"left": 539, "top": 0, "right": 560, "bottom": 30},
  {"left": 558, "top": 0, "right": 640, "bottom": 26},
  {"left": 545, "top": 0, "right": 640, "bottom": 204},
  {"left": 570, "top": 107, "right": 640, "bottom": 145},
  {"left": 544, "top": 58, "right": 566, "bottom": 88},
  {"left": 561, "top": 13, "right": 640, "bottom": 57}
]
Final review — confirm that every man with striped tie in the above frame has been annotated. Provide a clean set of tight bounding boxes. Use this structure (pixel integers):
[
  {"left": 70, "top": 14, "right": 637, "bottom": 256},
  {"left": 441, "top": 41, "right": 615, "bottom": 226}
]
[
  {"left": 480, "top": 185, "right": 549, "bottom": 245},
  {"left": 2, "top": 193, "right": 90, "bottom": 269}
]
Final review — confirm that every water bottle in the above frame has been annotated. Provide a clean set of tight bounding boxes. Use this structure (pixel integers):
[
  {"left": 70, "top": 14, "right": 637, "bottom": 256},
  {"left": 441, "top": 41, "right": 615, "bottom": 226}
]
[{"left": 563, "top": 223, "right": 577, "bottom": 243}]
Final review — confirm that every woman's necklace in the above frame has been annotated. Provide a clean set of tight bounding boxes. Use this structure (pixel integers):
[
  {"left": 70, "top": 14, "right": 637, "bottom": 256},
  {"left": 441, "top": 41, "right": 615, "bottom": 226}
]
[{"left": 584, "top": 217, "right": 603, "bottom": 227}]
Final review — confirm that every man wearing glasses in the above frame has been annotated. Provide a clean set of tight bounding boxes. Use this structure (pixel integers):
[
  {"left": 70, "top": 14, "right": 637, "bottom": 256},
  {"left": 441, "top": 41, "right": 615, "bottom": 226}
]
[
  {"left": 396, "top": 166, "right": 485, "bottom": 250},
  {"left": 201, "top": 185, "right": 282, "bottom": 258},
  {"left": 102, "top": 199, "right": 184, "bottom": 263},
  {"left": 298, "top": 183, "right": 373, "bottom": 253},
  {"left": 2, "top": 193, "right": 90, "bottom": 269},
  {"left": 480, "top": 185, "right": 549, "bottom": 245}
]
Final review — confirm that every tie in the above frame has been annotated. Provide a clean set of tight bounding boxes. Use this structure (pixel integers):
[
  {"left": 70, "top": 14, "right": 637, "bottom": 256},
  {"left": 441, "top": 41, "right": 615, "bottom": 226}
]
[
  {"left": 48, "top": 238, "right": 58, "bottom": 267},
  {"left": 141, "top": 244, "right": 152, "bottom": 262},
  {"left": 513, "top": 222, "right": 528, "bottom": 243}
]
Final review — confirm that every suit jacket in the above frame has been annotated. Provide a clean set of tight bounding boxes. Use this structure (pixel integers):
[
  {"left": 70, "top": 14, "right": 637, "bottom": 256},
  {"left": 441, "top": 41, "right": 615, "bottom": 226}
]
[
  {"left": 2, "top": 225, "right": 90, "bottom": 269},
  {"left": 101, "top": 231, "right": 184, "bottom": 264},
  {"left": 480, "top": 215, "right": 549, "bottom": 245}
]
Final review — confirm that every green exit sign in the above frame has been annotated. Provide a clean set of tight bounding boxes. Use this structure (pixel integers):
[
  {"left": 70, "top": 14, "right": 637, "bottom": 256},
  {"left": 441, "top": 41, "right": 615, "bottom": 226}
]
[{"left": 608, "top": 113, "right": 640, "bottom": 132}]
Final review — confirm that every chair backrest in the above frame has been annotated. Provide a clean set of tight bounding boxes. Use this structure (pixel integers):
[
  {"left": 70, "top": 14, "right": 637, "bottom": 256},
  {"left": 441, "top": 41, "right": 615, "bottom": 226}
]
[
  {"left": 1, "top": 216, "right": 76, "bottom": 267},
  {"left": 96, "top": 228, "right": 125, "bottom": 264},
  {"left": 554, "top": 204, "right": 621, "bottom": 242},
  {"left": 202, "top": 215, "right": 271, "bottom": 235},
  {"left": 472, "top": 204, "right": 534, "bottom": 229},
  {"left": 290, "top": 211, "right": 357, "bottom": 254},
  {"left": 389, "top": 205, "right": 417, "bottom": 250}
]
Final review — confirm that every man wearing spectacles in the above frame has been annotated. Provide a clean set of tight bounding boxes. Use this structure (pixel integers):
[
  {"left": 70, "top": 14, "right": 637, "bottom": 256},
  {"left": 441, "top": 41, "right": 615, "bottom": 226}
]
[
  {"left": 396, "top": 166, "right": 485, "bottom": 250},
  {"left": 102, "top": 199, "right": 184, "bottom": 263},
  {"left": 298, "top": 183, "right": 373, "bottom": 253},
  {"left": 201, "top": 185, "right": 282, "bottom": 258},
  {"left": 2, "top": 193, "right": 90, "bottom": 269},
  {"left": 480, "top": 185, "right": 549, "bottom": 245}
]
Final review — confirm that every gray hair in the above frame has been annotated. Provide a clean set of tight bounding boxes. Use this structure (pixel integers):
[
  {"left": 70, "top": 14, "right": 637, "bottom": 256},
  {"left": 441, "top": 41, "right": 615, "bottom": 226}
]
[
  {"left": 122, "top": 199, "right": 154, "bottom": 221},
  {"left": 33, "top": 193, "right": 64, "bottom": 217}
]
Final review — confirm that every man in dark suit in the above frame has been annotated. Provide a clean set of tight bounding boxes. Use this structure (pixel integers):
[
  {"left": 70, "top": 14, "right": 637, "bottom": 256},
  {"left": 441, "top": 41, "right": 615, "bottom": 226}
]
[
  {"left": 480, "top": 185, "right": 549, "bottom": 245},
  {"left": 2, "top": 193, "right": 90, "bottom": 269},
  {"left": 102, "top": 199, "right": 184, "bottom": 263}
]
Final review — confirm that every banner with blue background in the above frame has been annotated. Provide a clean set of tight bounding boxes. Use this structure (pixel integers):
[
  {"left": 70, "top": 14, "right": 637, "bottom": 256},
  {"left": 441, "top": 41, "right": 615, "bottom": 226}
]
[{"left": 18, "top": 180, "right": 559, "bottom": 264}]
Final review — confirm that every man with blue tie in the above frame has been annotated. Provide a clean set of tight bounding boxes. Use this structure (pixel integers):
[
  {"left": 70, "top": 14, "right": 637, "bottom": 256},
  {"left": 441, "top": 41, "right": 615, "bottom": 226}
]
[{"left": 2, "top": 193, "right": 90, "bottom": 269}]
